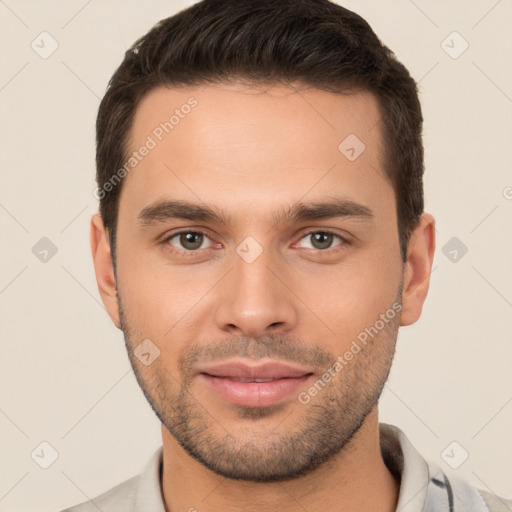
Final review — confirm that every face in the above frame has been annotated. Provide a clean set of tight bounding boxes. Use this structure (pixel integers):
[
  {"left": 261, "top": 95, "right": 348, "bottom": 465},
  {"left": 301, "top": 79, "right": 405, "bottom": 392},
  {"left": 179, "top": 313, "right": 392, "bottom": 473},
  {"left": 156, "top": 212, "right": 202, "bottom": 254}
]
[{"left": 95, "top": 82, "right": 417, "bottom": 482}]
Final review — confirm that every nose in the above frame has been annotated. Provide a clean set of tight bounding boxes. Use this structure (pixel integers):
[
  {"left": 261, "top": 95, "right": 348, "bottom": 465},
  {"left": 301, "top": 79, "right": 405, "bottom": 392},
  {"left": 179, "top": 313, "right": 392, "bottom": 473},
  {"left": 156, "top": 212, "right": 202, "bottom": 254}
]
[{"left": 213, "top": 244, "right": 298, "bottom": 338}]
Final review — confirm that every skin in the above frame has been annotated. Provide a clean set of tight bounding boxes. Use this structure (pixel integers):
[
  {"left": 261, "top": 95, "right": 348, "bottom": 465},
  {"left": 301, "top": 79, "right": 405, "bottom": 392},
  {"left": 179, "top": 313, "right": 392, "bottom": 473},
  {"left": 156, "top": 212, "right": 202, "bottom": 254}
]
[{"left": 91, "top": 82, "right": 435, "bottom": 512}]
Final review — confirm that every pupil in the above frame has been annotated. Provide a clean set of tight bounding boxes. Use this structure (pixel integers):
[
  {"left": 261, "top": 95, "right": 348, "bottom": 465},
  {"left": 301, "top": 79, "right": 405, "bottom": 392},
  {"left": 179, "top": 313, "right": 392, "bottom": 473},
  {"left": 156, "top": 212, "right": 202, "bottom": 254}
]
[
  {"left": 181, "top": 232, "right": 203, "bottom": 250},
  {"left": 313, "top": 232, "right": 332, "bottom": 249}
]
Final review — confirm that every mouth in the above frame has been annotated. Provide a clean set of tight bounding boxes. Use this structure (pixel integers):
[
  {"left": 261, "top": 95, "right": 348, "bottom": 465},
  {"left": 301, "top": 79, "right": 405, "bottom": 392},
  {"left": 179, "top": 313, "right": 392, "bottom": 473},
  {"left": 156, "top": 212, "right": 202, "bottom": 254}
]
[
  {"left": 208, "top": 376, "right": 301, "bottom": 382},
  {"left": 196, "top": 360, "right": 315, "bottom": 407}
]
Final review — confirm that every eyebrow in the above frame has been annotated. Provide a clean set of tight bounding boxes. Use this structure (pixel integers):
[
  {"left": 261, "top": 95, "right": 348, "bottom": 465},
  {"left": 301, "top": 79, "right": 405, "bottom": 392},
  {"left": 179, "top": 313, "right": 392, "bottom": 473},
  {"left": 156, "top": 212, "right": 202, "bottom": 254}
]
[{"left": 137, "top": 197, "right": 374, "bottom": 228}]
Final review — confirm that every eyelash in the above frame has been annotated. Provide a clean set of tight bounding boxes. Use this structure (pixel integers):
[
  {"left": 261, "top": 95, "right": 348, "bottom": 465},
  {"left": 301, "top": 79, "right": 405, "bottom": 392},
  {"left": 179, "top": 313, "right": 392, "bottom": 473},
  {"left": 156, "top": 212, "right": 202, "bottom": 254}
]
[
  {"left": 161, "top": 229, "right": 350, "bottom": 255},
  {"left": 163, "top": 230, "right": 216, "bottom": 257},
  {"left": 294, "top": 230, "right": 349, "bottom": 250}
]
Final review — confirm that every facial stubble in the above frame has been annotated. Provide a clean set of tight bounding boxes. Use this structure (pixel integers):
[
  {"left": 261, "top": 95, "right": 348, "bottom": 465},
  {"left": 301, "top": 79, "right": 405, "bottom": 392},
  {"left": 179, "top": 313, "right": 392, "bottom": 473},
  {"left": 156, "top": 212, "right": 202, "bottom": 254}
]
[{"left": 118, "top": 284, "right": 402, "bottom": 482}]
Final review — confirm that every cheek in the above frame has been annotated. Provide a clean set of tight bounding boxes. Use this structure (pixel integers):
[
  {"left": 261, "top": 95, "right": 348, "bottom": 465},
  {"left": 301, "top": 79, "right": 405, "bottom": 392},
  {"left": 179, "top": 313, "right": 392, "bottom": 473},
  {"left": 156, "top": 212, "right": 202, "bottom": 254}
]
[
  {"left": 291, "top": 252, "right": 401, "bottom": 343},
  {"left": 115, "top": 214, "right": 402, "bottom": 343},
  {"left": 116, "top": 247, "right": 216, "bottom": 342}
]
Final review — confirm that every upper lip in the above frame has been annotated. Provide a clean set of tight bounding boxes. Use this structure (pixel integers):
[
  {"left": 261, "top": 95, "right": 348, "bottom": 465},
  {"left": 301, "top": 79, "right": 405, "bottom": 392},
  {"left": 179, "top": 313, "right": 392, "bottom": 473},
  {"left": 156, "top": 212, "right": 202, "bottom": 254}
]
[{"left": 197, "top": 361, "right": 314, "bottom": 380}]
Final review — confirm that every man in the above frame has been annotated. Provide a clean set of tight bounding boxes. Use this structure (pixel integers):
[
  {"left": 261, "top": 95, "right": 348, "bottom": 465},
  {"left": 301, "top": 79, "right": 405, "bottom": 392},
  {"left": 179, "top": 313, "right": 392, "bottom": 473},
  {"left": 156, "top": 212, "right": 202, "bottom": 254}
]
[{"left": 63, "top": 0, "right": 510, "bottom": 510}]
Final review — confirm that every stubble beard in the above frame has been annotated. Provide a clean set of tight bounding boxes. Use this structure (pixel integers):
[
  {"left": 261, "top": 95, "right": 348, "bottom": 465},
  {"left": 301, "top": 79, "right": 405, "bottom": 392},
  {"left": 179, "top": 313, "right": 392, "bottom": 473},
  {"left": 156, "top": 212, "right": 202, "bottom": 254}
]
[{"left": 119, "top": 289, "right": 401, "bottom": 482}]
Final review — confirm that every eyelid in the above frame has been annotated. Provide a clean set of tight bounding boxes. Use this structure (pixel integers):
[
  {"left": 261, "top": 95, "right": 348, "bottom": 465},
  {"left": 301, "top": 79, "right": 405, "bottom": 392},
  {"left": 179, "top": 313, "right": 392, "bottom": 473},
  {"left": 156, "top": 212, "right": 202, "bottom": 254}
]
[
  {"left": 160, "top": 228, "right": 217, "bottom": 252},
  {"left": 293, "top": 229, "right": 349, "bottom": 249},
  {"left": 160, "top": 227, "right": 351, "bottom": 255}
]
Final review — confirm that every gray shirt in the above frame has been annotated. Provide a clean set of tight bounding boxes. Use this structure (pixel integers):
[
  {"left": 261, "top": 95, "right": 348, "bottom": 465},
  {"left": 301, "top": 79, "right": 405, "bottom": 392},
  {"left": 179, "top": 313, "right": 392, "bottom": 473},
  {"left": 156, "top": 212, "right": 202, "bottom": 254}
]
[{"left": 59, "top": 423, "right": 511, "bottom": 512}]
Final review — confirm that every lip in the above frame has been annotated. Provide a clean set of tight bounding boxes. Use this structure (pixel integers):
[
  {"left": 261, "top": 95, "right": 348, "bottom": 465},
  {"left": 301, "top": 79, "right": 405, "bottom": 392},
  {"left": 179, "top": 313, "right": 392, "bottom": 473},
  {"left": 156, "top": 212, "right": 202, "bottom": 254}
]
[
  {"left": 196, "top": 361, "right": 315, "bottom": 407},
  {"left": 196, "top": 361, "right": 313, "bottom": 380}
]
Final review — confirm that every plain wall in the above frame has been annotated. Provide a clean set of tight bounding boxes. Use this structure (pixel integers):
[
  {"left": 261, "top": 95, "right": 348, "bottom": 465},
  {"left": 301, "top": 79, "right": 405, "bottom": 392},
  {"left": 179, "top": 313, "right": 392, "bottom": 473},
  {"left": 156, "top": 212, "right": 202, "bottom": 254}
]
[{"left": 0, "top": 1, "right": 511, "bottom": 510}]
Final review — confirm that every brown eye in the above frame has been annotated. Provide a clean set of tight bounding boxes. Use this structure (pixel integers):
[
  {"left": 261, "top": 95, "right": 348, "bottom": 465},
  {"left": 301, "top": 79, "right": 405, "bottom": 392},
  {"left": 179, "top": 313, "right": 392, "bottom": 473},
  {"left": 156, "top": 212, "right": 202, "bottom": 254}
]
[
  {"left": 297, "top": 231, "right": 344, "bottom": 250},
  {"left": 168, "top": 231, "right": 208, "bottom": 251},
  {"left": 311, "top": 232, "right": 333, "bottom": 249}
]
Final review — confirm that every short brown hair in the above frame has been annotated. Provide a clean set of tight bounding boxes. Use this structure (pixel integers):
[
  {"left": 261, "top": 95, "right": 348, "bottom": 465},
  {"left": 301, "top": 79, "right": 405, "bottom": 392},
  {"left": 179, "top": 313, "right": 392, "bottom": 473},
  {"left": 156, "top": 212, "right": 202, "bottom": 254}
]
[{"left": 96, "top": 0, "right": 424, "bottom": 264}]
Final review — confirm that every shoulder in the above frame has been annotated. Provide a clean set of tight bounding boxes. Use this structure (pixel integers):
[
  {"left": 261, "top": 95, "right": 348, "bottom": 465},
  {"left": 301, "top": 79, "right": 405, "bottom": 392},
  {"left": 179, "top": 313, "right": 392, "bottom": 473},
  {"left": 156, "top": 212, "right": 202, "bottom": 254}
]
[
  {"left": 58, "top": 474, "right": 140, "bottom": 512},
  {"left": 448, "top": 473, "right": 512, "bottom": 511},
  {"left": 379, "top": 423, "right": 511, "bottom": 512},
  {"left": 56, "top": 446, "right": 164, "bottom": 512},
  {"left": 476, "top": 488, "right": 512, "bottom": 512}
]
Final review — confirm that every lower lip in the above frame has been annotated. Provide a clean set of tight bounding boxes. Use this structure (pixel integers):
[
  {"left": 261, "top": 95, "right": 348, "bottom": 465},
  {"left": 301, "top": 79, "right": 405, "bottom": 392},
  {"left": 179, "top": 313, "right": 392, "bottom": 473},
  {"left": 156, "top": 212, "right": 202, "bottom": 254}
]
[{"left": 199, "top": 373, "right": 314, "bottom": 407}]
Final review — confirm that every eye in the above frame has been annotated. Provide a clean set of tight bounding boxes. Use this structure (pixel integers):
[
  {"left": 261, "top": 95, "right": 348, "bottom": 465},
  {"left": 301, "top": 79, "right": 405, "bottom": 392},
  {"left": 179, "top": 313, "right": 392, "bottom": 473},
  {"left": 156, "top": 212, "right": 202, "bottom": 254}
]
[
  {"left": 166, "top": 231, "right": 211, "bottom": 251},
  {"left": 296, "top": 231, "right": 345, "bottom": 250}
]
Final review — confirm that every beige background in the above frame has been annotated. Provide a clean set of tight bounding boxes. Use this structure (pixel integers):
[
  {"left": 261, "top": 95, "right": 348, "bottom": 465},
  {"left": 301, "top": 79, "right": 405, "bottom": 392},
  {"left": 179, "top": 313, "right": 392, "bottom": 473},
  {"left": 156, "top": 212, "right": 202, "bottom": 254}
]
[{"left": 1, "top": 0, "right": 511, "bottom": 510}]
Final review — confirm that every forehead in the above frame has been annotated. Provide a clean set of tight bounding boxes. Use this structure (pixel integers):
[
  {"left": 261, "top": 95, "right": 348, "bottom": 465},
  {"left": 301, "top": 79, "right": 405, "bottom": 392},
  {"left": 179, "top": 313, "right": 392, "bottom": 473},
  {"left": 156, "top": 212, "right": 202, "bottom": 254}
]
[{"left": 120, "top": 82, "right": 393, "bottom": 223}]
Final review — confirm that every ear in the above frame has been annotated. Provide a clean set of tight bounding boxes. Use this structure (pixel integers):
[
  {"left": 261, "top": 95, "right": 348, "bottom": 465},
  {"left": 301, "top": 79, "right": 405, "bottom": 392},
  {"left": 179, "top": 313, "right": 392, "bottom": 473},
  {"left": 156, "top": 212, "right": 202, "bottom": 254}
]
[
  {"left": 400, "top": 213, "right": 436, "bottom": 326},
  {"left": 90, "top": 213, "right": 121, "bottom": 329}
]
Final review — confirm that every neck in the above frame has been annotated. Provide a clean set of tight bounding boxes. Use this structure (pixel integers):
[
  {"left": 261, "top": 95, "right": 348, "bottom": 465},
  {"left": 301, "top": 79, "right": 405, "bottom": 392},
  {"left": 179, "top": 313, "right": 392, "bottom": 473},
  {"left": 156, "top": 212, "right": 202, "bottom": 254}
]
[{"left": 160, "top": 408, "right": 399, "bottom": 512}]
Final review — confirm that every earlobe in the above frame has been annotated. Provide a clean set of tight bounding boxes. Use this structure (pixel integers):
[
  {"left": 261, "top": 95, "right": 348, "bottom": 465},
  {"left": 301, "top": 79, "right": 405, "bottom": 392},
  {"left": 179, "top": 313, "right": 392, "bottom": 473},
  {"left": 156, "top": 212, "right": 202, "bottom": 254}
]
[
  {"left": 90, "top": 213, "right": 121, "bottom": 329},
  {"left": 400, "top": 213, "right": 436, "bottom": 326}
]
